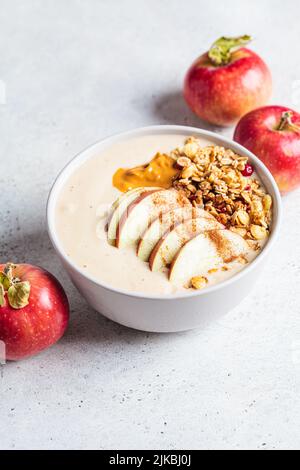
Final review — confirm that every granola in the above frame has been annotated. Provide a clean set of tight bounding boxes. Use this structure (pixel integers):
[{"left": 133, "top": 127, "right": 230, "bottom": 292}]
[
  {"left": 172, "top": 137, "right": 272, "bottom": 240},
  {"left": 190, "top": 276, "right": 208, "bottom": 290}
]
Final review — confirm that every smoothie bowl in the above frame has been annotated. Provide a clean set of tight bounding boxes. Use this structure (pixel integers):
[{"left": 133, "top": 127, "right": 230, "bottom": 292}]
[{"left": 47, "top": 125, "right": 281, "bottom": 332}]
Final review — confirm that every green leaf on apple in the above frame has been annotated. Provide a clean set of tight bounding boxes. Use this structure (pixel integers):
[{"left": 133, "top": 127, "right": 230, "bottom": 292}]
[
  {"left": 0, "top": 272, "right": 11, "bottom": 291},
  {"left": 208, "top": 35, "right": 252, "bottom": 66},
  {"left": 7, "top": 281, "right": 31, "bottom": 309}
]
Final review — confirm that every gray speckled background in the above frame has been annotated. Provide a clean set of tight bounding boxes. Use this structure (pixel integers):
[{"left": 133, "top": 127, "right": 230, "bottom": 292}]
[{"left": 0, "top": 0, "right": 300, "bottom": 450}]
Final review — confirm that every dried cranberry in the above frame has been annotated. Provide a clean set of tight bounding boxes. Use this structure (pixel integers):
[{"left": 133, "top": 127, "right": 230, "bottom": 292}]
[{"left": 242, "top": 164, "right": 254, "bottom": 177}]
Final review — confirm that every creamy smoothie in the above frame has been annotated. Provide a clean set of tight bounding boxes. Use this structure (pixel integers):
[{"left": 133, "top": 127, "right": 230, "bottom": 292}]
[{"left": 55, "top": 134, "right": 271, "bottom": 295}]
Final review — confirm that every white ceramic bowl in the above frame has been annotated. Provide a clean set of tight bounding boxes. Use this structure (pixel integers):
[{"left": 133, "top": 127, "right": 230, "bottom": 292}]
[{"left": 47, "top": 125, "right": 281, "bottom": 332}]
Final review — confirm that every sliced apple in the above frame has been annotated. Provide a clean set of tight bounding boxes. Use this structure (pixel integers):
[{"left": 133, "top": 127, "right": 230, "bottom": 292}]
[
  {"left": 116, "top": 189, "right": 191, "bottom": 249},
  {"left": 149, "top": 217, "right": 224, "bottom": 272},
  {"left": 137, "top": 206, "right": 215, "bottom": 262},
  {"left": 110, "top": 187, "right": 142, "bottom": 213},
  {"left": 169, "top": 229, "right": 250, "bottom": 287},
  {"left": 107, "top": 187, "right": 160, "bottom": 245}
]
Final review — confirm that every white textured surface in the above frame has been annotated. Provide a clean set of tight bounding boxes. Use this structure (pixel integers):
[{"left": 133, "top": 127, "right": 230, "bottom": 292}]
[{"left": 0, "top": 0, "right": 300, "bottom": 450}]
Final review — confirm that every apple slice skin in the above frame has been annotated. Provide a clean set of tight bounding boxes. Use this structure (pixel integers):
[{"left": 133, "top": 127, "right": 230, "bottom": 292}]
[
  {"left": 149, "top": 217, "right": 224, "bottom": 272},
  {"left": 116, "top": 189, "right": 162, "bottom": 248},
  {"left": 169, "top": 229, "right": 250, "bottom": 286},
  {"left": 110, "top": 188, "right": 141, "bottom": 213},
  {"left": 137, "top": 207, "right": 214, "bottom": 262},
  {"left": 107, "top": 187, "right": 160, "bottom": 246},
  {"left": 116, "top": 189, "right": 190, "bottom": 249}
]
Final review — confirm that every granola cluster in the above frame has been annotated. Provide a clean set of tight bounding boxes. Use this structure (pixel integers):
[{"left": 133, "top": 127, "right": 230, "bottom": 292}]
[
  {"left": 172, "top": 137, "right": 272, "bottom": 241},
  {"left": 190, "top": 276, "right": 208, "bottom": 290}
]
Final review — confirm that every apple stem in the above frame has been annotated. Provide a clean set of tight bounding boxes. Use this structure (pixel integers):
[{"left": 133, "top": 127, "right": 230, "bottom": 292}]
[
  {"left": 277, "top": 111, "right": 300, "bottom": 132},
  {"left": 208, "top": 35, "right": 252, "bottom": 66},
  {"left": 0, "top": 263, "right": 31, "bottom": 309}
]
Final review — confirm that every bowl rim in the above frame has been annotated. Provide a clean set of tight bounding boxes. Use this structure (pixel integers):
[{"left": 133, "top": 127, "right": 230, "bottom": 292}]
[{"left": 47, "top": 124, "right": 282, "bottom": 300}]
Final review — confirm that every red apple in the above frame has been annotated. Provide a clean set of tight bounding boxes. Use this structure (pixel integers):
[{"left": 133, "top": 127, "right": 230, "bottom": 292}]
[
  {"left": 234, "top": 106, "right": 300, "bottom": 193},
  {"left": 0, "top": 263, "right": 69, "bottom": 361},
  {"left": 184, "top": 35, "right": 272, "bottom": 126}
]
